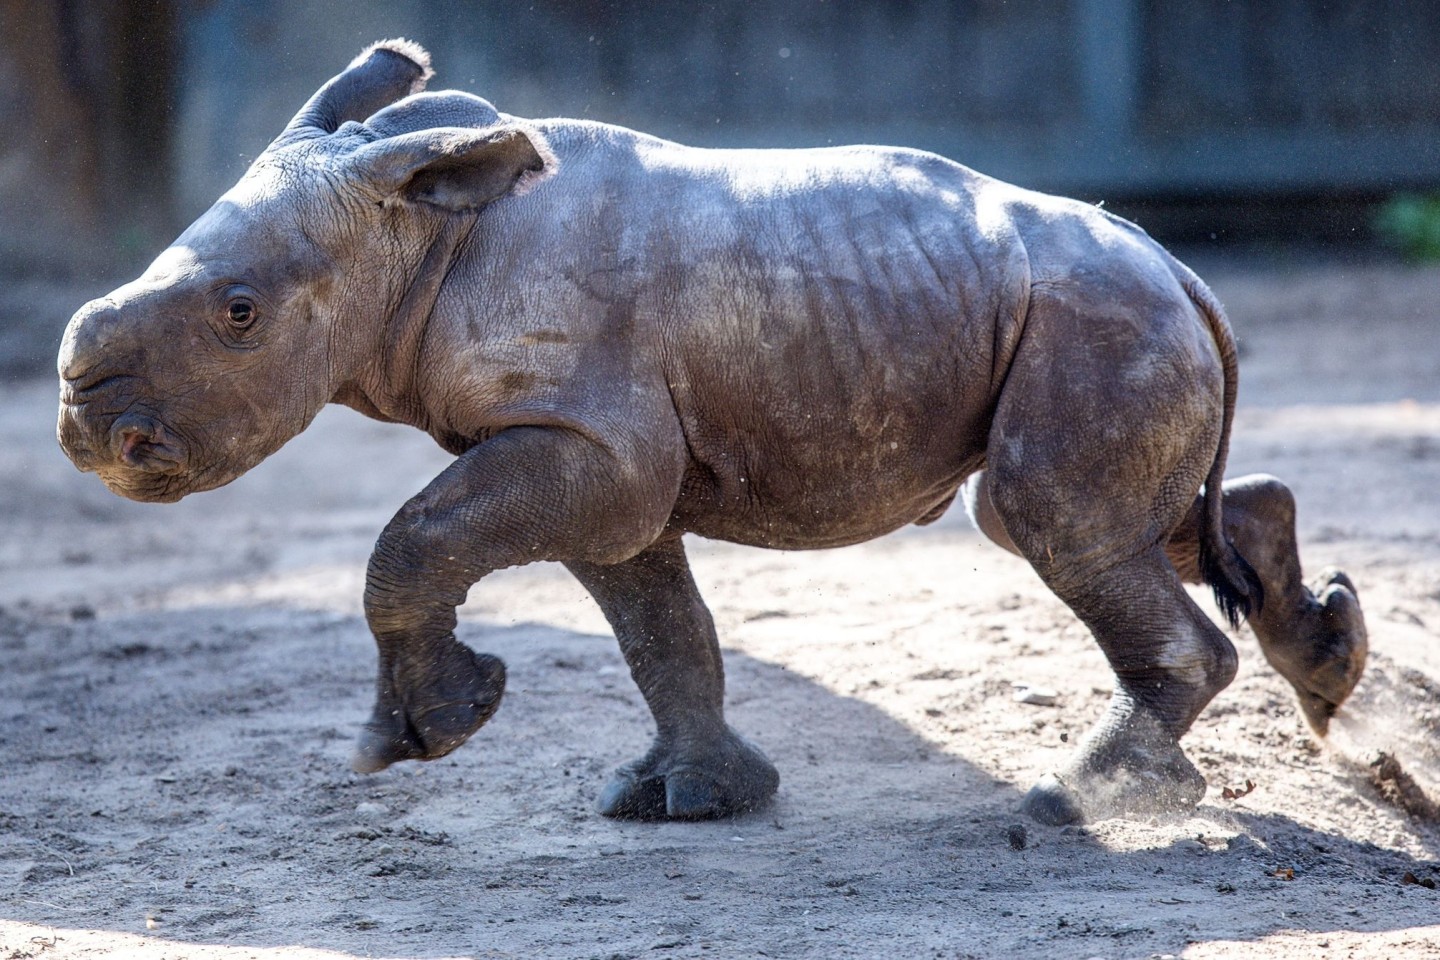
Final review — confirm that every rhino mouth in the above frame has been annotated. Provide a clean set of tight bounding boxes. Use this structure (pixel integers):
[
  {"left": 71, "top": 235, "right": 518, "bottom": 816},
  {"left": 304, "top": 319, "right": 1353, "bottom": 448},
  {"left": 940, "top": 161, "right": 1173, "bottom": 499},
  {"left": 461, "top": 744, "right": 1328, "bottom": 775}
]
[
  {"left": 59, "top": 402, "right": 202, "bottom": 503},
  {"left": 98, "top": 460, "right": 244, "bottom": 504},
  {"left": 96, "top": 468, "right": 190, "bottom": 504}
]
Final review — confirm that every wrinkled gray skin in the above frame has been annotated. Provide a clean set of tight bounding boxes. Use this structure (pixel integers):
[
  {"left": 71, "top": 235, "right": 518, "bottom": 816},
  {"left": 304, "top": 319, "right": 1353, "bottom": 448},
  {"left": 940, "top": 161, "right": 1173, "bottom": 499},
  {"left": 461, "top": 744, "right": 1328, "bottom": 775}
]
[{"left": 57, "top": 41, "right": 1368, "bottom": 824}]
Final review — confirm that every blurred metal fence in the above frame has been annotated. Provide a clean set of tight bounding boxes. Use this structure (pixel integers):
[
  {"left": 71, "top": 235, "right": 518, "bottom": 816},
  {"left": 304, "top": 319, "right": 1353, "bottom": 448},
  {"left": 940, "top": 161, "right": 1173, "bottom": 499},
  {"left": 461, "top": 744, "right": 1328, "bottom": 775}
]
[
  {"left": 2, "top": 0, "right": 1438, "bottom": 371},
  {"left": 174, "top": 0, "right": 1440, "bottom": 205}
]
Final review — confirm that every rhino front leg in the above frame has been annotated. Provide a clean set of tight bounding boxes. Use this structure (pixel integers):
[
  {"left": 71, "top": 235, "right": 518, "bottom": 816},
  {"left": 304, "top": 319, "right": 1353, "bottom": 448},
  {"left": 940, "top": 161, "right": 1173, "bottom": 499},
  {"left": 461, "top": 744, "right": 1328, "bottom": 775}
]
[
  {"left": 1163, "top": 474, "right": 1367, "bottom": 735},
  {"left": 353, "top": 426, "right": 674, "bottom": 774},
  {"left": 567, "top": 537, "right": 779, "bottom": 820}
]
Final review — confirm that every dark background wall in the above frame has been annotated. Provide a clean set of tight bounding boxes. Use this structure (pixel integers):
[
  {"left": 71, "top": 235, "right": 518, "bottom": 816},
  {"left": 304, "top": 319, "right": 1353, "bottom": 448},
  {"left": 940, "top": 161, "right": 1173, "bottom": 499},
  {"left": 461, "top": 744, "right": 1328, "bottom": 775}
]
[{"left": 3, "top": 0, "right": 1439, "bottom": 374}]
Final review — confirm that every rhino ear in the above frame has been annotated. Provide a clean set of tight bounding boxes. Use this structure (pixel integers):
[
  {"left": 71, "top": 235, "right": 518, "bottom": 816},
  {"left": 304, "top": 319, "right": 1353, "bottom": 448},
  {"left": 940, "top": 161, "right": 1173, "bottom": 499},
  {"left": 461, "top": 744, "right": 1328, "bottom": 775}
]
[
  {"left": 353, "top": 126, "right": 556, "bottom": 212},
  {"left": 274, "top": 39, "right": 432, "bottom": 148}
]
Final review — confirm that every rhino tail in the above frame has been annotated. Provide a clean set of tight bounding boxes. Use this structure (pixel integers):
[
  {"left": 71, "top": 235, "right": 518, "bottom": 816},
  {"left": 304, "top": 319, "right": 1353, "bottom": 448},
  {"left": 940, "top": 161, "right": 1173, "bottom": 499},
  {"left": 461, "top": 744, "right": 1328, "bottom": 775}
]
[{"left": 1171, "top": 258, "right": 1265, "bottom": 629}]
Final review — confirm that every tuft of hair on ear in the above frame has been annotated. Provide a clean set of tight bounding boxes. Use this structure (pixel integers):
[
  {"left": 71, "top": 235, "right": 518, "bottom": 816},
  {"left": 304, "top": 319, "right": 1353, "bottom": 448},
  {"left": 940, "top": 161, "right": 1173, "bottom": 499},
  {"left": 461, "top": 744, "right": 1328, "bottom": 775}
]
[
  {"left": 509, "top": 122, "right": 559, "bottom": 197},
  {"left": 350, "top": 38, "right": 434, "bottom": 93}
]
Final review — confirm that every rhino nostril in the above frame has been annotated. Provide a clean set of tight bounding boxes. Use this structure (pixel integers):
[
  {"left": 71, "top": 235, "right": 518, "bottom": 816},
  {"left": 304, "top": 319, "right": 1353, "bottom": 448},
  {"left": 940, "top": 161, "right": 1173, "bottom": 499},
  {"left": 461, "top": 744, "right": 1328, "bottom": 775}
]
[
  {"left": 111, "top": 414, "right": 187, "bottom": 474},
  {"left": 118, "top": 427, "right": 150, "bottom": 464}
]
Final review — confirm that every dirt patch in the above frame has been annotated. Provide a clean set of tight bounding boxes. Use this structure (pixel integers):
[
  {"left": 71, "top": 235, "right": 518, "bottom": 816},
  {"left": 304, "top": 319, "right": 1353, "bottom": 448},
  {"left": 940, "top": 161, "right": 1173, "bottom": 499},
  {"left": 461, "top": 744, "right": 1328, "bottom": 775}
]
[
  {"left": 2, "top": 260, "right": 1439, "bottom": 958},
  {"left": 1371, "top": 753, "right": 1440, "bottom": 822}
]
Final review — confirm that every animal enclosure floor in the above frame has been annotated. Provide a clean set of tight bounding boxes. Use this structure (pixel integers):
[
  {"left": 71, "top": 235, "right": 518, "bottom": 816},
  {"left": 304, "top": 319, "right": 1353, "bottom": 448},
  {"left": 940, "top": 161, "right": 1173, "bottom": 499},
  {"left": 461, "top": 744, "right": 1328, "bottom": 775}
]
[{"left": 2, "top": 261, "right": 1439, "bottom": 959}]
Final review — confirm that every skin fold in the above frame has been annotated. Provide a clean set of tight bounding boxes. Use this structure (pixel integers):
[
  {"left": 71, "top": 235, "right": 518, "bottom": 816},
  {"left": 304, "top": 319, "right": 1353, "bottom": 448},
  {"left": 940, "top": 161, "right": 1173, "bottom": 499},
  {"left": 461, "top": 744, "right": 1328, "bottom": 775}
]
[{"left": 56, "top": 40, "right": 1367, "bottom": 824}]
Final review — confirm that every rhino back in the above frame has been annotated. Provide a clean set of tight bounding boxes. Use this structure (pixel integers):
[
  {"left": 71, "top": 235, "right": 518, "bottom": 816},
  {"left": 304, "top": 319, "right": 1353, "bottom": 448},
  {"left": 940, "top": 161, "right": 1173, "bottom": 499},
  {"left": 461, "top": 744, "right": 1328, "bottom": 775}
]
[{"left": 428, "top": 120, "right": 1034, "bottom": 548}]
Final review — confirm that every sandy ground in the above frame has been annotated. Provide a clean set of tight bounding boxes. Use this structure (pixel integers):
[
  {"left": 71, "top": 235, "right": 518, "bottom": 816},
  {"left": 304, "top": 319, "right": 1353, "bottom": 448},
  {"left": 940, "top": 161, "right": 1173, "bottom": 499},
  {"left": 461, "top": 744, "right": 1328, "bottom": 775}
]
[{"left": 1, "top": 260, "right": 1439, "bottom": 959}]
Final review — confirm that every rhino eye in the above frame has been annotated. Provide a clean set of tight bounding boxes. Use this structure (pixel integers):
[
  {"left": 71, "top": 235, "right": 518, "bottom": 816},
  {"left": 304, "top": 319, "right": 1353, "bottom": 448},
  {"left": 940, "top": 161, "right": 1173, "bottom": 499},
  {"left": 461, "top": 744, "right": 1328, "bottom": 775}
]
[{"left": 227, "top": 298, "right": 256, "bottom": 328}]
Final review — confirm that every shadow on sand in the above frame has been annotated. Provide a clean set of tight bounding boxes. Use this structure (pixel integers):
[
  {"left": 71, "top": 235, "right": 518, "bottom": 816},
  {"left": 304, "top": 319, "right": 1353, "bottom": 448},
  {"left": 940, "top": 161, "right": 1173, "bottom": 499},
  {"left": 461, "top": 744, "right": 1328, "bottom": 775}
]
[{"left": 0, "top": 599, "right": 1436, "bottom": 958}]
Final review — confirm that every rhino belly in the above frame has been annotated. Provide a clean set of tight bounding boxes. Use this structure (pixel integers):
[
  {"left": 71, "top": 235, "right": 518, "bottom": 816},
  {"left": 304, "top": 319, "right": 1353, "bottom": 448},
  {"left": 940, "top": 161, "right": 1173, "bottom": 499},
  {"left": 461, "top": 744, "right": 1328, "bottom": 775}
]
[{"left": 670, "top": 428, "right": 987, "bottom": 550}]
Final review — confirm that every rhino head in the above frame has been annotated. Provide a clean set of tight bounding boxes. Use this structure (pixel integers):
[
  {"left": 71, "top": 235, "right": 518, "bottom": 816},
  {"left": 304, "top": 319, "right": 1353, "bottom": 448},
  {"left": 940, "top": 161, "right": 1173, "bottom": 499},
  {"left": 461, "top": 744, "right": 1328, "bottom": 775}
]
[{"left": 57, "top": 39, "right": 553, "bottom": 502}]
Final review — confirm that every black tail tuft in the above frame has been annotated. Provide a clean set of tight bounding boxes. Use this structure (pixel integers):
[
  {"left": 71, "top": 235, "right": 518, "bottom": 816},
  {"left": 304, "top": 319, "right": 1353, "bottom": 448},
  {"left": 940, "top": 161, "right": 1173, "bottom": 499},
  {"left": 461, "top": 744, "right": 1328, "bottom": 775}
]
[
  {"left": 1168, "top": 255, "right": 1264, "bottom": 633},
  {"left": 1198, "top": 533, "right": 1264, "bottom": 630}
]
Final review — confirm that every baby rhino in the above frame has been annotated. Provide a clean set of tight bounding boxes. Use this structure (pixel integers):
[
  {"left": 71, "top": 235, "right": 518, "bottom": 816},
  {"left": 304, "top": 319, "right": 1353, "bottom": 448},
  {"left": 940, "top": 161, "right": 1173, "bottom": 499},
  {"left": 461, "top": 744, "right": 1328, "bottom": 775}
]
[{"left": 57, "top": 41, "right": 1367, "bottom": 824}]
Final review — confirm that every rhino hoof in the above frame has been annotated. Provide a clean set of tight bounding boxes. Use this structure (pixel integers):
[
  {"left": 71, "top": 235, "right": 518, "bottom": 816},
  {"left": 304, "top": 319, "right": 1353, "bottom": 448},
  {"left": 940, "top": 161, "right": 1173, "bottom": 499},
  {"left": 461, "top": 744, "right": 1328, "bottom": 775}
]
[
  {"left": 1024, "top": 723, "right": 1208, "bottom": 825},
  {"left": 598, "top": 731, "right": 779, "bottom": 820},
  {"left": 596, "top": 771, "right": 668, "bottom": 819},
  {"left": 1023, "top": 765, "right": 1206, "bottom": 825},
  {"left": 1021, "top": 774, "right": 1085, "bottom": 825},
  {"left": 1298, "top": 568, "right": 1367, "bottom": 737},
  {"left": 597, "top": 767, "right": 775, "bottom": 821},
  {"left": 352, "top": 650, "right": 506, "bottom": 773},
  {"left": 352, "top": 719, "right": 425, "bottom": 774}
]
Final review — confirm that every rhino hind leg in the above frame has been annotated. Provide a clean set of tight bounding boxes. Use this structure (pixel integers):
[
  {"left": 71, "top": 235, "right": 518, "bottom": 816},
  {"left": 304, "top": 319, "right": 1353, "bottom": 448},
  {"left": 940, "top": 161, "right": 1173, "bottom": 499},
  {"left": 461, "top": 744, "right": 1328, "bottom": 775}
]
[
  {"left": 967, "top": 469, "right": 1215, "bottom": 823},
  {"left": 1163, "top": 474, "right": 1367, "bottom": 735},
  {"left": 567, "top": 537, "right": 779, "bottom": 820},
  {"left": 1014, "top": 543, "right": 1236, "bottom": 825},
  {"left": 974, "top": 306, "right": 1250, "bottom": 824},
  {"left": 977, "top": 460, "right": 1238, "bottom": 825}
]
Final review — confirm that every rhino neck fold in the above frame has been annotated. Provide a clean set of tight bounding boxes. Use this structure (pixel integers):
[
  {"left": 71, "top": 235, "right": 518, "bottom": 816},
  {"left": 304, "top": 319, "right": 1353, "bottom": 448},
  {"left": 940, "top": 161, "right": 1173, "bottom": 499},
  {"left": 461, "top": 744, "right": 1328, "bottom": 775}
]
[{"left": 336, "top": 213, "right": 477, "bottom": 429}]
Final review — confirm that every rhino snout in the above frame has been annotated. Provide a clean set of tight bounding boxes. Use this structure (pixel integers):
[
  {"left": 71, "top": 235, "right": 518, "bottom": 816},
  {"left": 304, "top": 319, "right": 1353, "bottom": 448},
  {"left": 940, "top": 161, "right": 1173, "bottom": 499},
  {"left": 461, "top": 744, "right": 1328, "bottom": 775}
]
[{"left": 59, "top": 402, "right": 187, "bottom": 474}]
